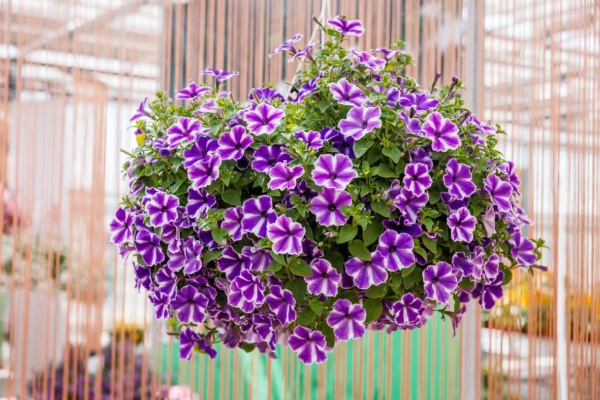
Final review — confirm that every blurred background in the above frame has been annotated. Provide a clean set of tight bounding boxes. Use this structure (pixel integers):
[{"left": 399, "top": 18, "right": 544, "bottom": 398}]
[{"left": 0, "top": 0, "right": 598, "bottom": 398}]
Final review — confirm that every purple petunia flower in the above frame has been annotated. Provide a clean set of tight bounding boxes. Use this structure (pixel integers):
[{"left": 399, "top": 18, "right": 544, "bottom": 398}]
[
  {"left": 394, "top": 188, "right": 429, "bottom": 224},
  {"left": 244, "top": 103, "right": 285, "bottom": 135},
  {"left": 398, "top": 111, "right": 422, "bottom": 135},
  {"left": 218, "top": 246, "right": 251, "bottom": 281},
  {"left": 217, "top": 126, "right": 253, "bottom": 160},
  {"left": 176, "top": 81, "right": 212, "bottom": 100},
  {"left": 344, "top": 251, "right": 387, "bottom": 289},
  {"left": 288, "top": 326, "right": 327, "bottom": 364},
  {"left": 167, "top": 240, "right": 186, "bottom": 271},
  {"left": 483, "top": 253, "right": 500, "bottom": 283},
  {"left": 228, "top": 270, "right": 265, "bottom": 312},
  {"left": 186, "top": 188, "right": 217, "bottom": 218},
  {"left": 403, "top": 162, "right": 432, "bottom": 196},
  {"left": 288, "top": 42, "right": 318, "bottom": 62},
  {"left": 282, "top": 179, "right": 318, "bottom": 207},
  {"left": 327, "top": 16, "right": 365, "bottom": 36},
  {"left": 134, "top": 229, "right": 165, "bottom": 266},
  {"left": 202, "top": 67, "right": 239, "bottom": 83},
  {"left": 295, "top": 130, "right": 324, "bottom": 149},
  {"left": 329, "top": 137, "right": 354, "bottom": 161},
  {"left": 293, "top": 72, "right": 323, "bottom": 103},
  {"left": 155, "top": 267, "right": 177, "bottom": 298},
  {"left": 371, "top": 47, "right": 400, "bottom": 59},
  {"left": 305, "top": 259, "right": 342, "bottom": 297},
  {"left": 170, "top": 285, "right": 209, "bottom": 324},
  {"left": 145, "top": 190, "right": 179, "bottom": 227},
  {"left": 391, "top": 293, "right": 423, "bottom": 326},
  {"left": 221, "top": 206, "right": 244, "bottom": 242},
  {"left": 477, "top": 271, "right": 505, "bottom": 310},
  {"left": 180, "top": 327, "right": 216, "bottom": 360},
  {"left": 329, "top": 78, "right": 368, "bottom": 107},
  {"left": 398, "top": 93, "right": 439, "bottom": 112},
  {"left": 421, "top": 112, "right": 461, "bottom": 152},
  {"left": 447, "top": 207, "right": 477, "bottom": 242},
  {"left": 339, "top": 106, "right": 382, "bottom": 140},
  {"left": 350, "top": 49, "right": 386, "bottom": 71},
  {"left": 167, "top": 117, "right": 201, "bottom": 148},
  {"left": 372, "top": 84, "right": 400, "bottom": 107},
  {"left": 452, "top": 252, "right": 477, "bottom": 280},
  {"left": 498, "top": 161, "right": 521, "bottom": 195},
  {"left": 188, "top": 153, "right": 221, "bottom": 189},
  {"left": 183, "top": 136, "right": 219, "bottom": 169},
  {"left": 423, "top": 262, "right": 458, "bottom": 304},
  {"left": 195, "top": 98, "right": 219, "bottom": 115},
  {"left": 311, "top": 154, "right": 357, "bottom": 190},
  {"left": 188, "top": 275, "right": 217, "bottom": 306},
  {"left": 376, "top": 230, "right": 415, "bottom": 271},
  {"left": 267, "top": 163, "right": 304, "bottom": 190},
  {"left": 383, "top": 216, "right": 423, "bottom": 238},
  {"left": 309, "top": 187, "right": 352, "bottom": 227},
  {"left": 443, "top": 158, "right": 476, "bottom": 199},
  {"left": 327, "top": 299, "right": 366, "bottom": 341},
  {"left": 252, "top": 314, "right": 277, "bottom": 351},
  {"left": 267, "top": 214, "right": 305, "bottom": 255},
  {"left": 251, "top": 145, "right": 293, "bottom": 173},
  {"left": 266, "top": 285, "right": 296, "bottom": 326},
  {"left": 269, "top": 33, "right": 303, "bottom": 57},
  {"left": 150, "top": 291, "right": 172, "bottom": 320},
  {"left": 484, "top": 174, "right": 513, "bottom": 212},
  {"left": 510, "top": 231, "right": 537, "bottom": 267},
  {"left": 109, "top": 208, "right": 134, "bottom": 245},
  {"left": 133, "top": 263, "right": 152, "bottom": 291},
  {"left": 242, "top": 195, "right": 277, "bottom": 238},
  {"left": 182, "top": 237, "right": 203, "bottom": 275},
  {"left": 242, "top": 247, "right": 273, "bottom": 272},
  {"left": 481, "top": 205, "right": 496, "bottom": 236},
  {"left": 130, "top": 97, "right": 150, "bottom": 121},
  {"left": 248, "top": 87, "right": 285, "bottom": 104}
]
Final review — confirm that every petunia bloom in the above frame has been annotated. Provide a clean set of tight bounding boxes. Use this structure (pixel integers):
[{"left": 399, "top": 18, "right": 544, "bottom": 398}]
[
  {"left": 403, "top": 162, "right": 432, "bottom": 196},
  {"left": 179, "top": 327, "right": 216, "bottom": 360},
  {"left": 398, "top": 93, "right": 439, "bottom": 112},
  {"left": 170, "top": 285, "right": 209, "bottom": 324},
  {"left": 349, "top": 49, "right": 386, "bottom": 71},
  {"left": 221, "top": 206, "right": 244, "bottom": 242},
  {"left": 248, "top": 87, "right": 285, "bottom": 104},
  {"left": 371, "top": 47, "right": 400, "bottom": 59},
  {"left": 244, "top": 103, "right": 285, "bottom": 135},
  {"left": 344, "top": 251, "right": 387, "bottom": 289},
  {"left": 186, "top": 188, "right": 217, "bottom": 218},
  {"left": 305, "top": 259, "right": 342, "bottom": 297},
  {"left": 421, "top": 112, "right": 461, "bottom": 152},
  {"left": 218, "top": 246, "right": 251, "bottom": 281},
  {"left": 149, "top": 291, "right": 172, "bottom": 320},
  {"left": 327, "top": 299, "right": 366, "bottom": 341},
  {"left": 423, "top": 262, "right": 458, "bottom": 304},
  {"left": 338, "top": 106, "right": 382, "bottom": 140},
  {"left": 109, "top": 208, "right": 134, "bottom": 245},
  {"left": 331, "top": 134, "right": 356, "bottom": 158},
  {"left": 327, "top": 16, "right": 365, "bottom": 36},
  {"left": 267, "top": 214, "right": 305, "bottom": 255},
  {"left": 145, "top": 190, "right": 179, "bottom": 227},
  {"left": 266, "top": 285, "right": 297, "bottom": 326},
  {"left": 309, "top": 187, "right": 352, "bottom": 227},
  {"left": 176, "top": 81, "right": 212, "bottom": 100},
  {"left": 447, "top": 207, "right": 477, "bottom": 242},
  {"left": 228, "top": 270, "right": 265, "bottom": 313},
  {"left": 391, "top": 293, "right": 423, "bottom": 326},
  {"left": 267, "top": 163, "right": 304, "bottom": 190},
  {"left": 288, "top": 326, "right": 327, "bottom": 364},
  {"left": 443, "top": 158, "right": 476, "bottom": 199},
  {"left": 288, "top": 42, "right": 318, "bottom": 62},
  {"left": 498, "top": 161, "right": 521, "bottom": 195},
  {"left": 483, "top": 174, "right": 513, "bottom": 212},
  {"left": 130, "top": 97, "right": 150, "bottom": 121},
  {"left": 376, "top": 230, "right": 415, "bottom": 271},
  {"left": 183, "top": 136, "right": 219, "bottom": 169},
  {"left": 202, "top": 67, "right": 239, "bottom": 83},
  {"left": 167, "top": 117, "right": 201, "bottom": 148},
  {"left": 182, "top": 237, "right": 203, "bottom": 275},
  {"left": 329, "top": 78, "right": 368, "bottom": 107},
  {"left": 478, "top": 271, "right": 505, "bottom": 310},
  {"left": 393, "top": 188, "right": 429, "bottom": 224},
  {"left": 510, "top": 231, "right": 537, "bottom": 267},
  {"left": 251, "top": 145, "right": 293, "bottom": 173},
  {"left": 217, "top": 126, "right": 253, "bottom": 160},
  {"left": 134, "top": 229, "right": 165, "bottom": 266},
  {"left": 242, "top": 195, "right": 277, "bottom": 238},
  {"left": 242, "top": 247, "right": 273, "bottom": 272},
  {"left": 188, "top": 153, "right": 221, "bottom": 189},
  {"left": 295, "top": 130, "right": 324, "bottom": 149},
  {"left": 311, "top": 154, "right": 357, "bottom": 190},
  {"left": 269, "top": 33, "right": 303, "bottom": 57}
]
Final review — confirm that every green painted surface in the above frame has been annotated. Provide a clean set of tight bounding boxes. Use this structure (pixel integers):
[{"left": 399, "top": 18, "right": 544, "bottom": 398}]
[{"left": 157, "top": 315, "right": 460, "bottom": 399}]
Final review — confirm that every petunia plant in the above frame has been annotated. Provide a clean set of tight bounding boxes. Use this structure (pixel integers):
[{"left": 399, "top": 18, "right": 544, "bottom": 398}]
[{"left": 110, "top": 16, "right": 546, "bottom": 365}]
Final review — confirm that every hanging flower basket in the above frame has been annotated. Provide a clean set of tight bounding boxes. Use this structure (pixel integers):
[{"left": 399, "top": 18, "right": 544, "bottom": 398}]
[{"left": 110, "top": 16, "right": 545, "bottom": 364}]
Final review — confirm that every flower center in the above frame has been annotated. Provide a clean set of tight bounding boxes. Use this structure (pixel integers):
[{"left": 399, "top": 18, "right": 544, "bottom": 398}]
[
  {"left": 321, "top": 273, "right": 329, "bottom": 278},
  {"left": 235, "top": 143, "right": 242, "bottom": 150},
  {"left": 268, "top": 158, "right": 276, "bottom": 166},
  {"left": 342, "top": 142, "right": 349, "bottom": 148},
  {"left": 161, "top": 206, "right": 167, "bottom": 212},
  {"left": 412, "top": 175, "right": 419, "bottom": 181},
  {"left": 328, "top": 204, "right": 336, "bottom": 212},
  {"left": 432, "top": 277, "right": 440, "bottom": 283},
  {"left": 434, "top": 130, "right": 442, "bottom": 138},
  {"left": 328, "top": 172, "right": 338, "bottom": 180},
  {"left": 206, "top": 168, "right": 213, "bottom": 175},
  {"left": 389, "top": 245, "right": 397, "bottom": 252},
  {"left": 361, "top": 120, "right": 368, "bottom": 129},
  {"left": 261, "top": 211, "right": 268, "bottom": 217}
]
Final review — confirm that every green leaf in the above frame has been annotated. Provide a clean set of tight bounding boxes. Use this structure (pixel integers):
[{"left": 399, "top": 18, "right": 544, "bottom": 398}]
[
  {"left": 348, "top": 240, "right": 372, "bottom": 261},
  {"left": 422, "top": 236, "right": 437, "bottom": 254},
  {"left": 288, "top": 257, "right": 313, "bottom": 277},
  {"left": 458, "top": 278, "right": 475, "bottom": 290},
  {"left": 502, "top": 269, "right": 513, "bottom": 285},
  {"left": 240, "top": 342, "right": 256, "bottom": 353},
  {"left": 318, "top": 322, "right": 336, "bottom": 348},
  {"left": 212, "top": 228, "right": 228, "bottom": 244},
  {"left": 271, "top": 252, "right": 286, "bottom": 265},
  {"left": 363, "top": 299, "right": 383, "bottom": 323},
  {"left": 403, "top": 267, "right": 423, "bottom": 290},
  {"left": 318, "top": 101, "right": 329, "bottom": 113},
  {"left": 382, "top": 146, "right": 401, "bottom": 163},
  {"left": 338, "top": 225, "right": 358, "bottom": 244},
  {"left": 284, "top": 280, "right": 307, "bottom": 305},
  {"left": 371, "top": 201, "right": 391, "bottom": 218},
  {"left": 135, "top": 134, "right": 146, "bottom": 146},
  {"left": 353, "top": 138, "right": 374, "bottom": 158},
  {"left": 401, "top": 264, "right": 416, "bottom": 277},
  {"left": 310, "top": 301, "right": 323, "bottom": 316},
  {"left": 428, "top": 190, "right": 441, "bottom": 205},
  {"left": 365, "top": 284, "right": 388, "bottom": 298},
  {"left": 422, "top": 217, "right": 434, "bottom": 232},
  {"left": 222, "top": 189, "right": 241, "bottom": 206},
  {"left": 324, "top": 251, "right": 345, "bottom": 273},
  {"left": 377, "top": 163, "right": 397, "bottom": 178},
  {"left": 203, "top": 249, "right": 223, "bottom": 264},
  {"left": 363, "top": 222, "right": 384, "bottom": 246},
  {"left": 266, "top": 261, "right": 283, "bottom": 272},
  {"left": 296, "top": 307, "right": 316, "bottom": 326},
  {"left": 338, "top": 290, "right": 359, "bottom": 303}
]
